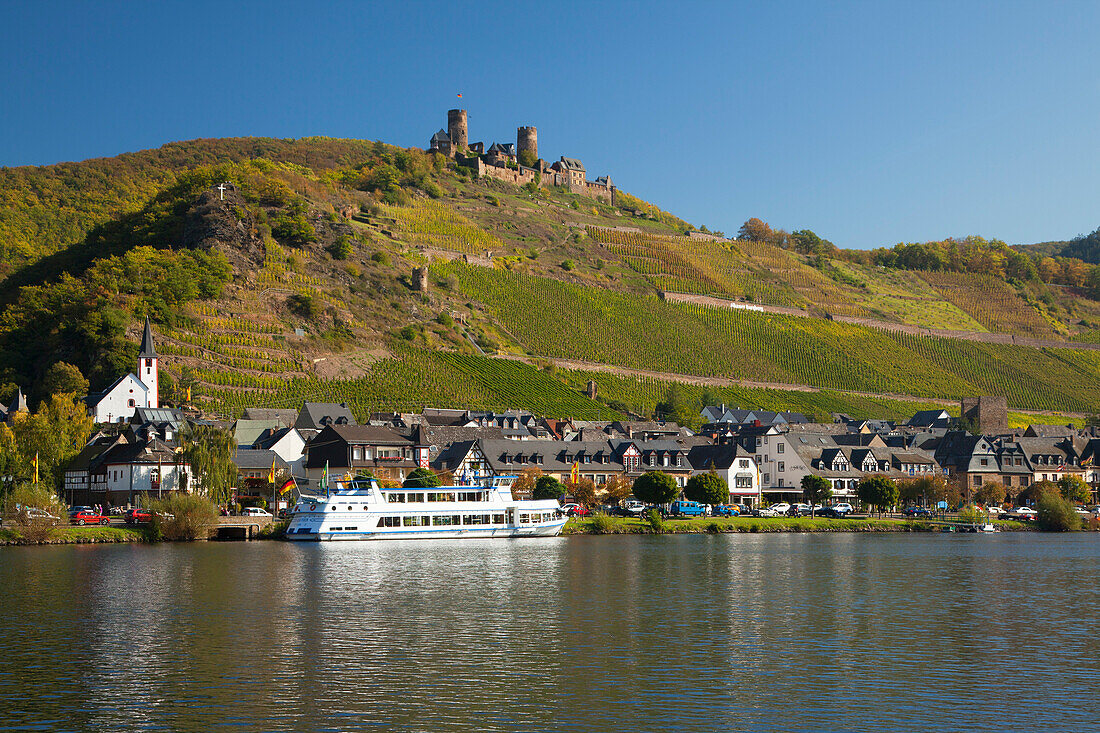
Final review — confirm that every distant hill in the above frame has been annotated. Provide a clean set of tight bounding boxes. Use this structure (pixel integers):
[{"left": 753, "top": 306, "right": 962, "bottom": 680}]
[
  {"left": 3, "top": 136, "right": 1100, "bottom": 421},
  {"left": 1014, "top": 228, "right": 1100, "bottom": 264}
]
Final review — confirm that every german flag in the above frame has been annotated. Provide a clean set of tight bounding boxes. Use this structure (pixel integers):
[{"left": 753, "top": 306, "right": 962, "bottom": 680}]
[{"left": 278, "top": 477, "right": 296, "bottom": 495}]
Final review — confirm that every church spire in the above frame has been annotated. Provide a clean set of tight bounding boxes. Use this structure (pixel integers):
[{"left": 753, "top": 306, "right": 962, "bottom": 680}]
[{"left": 138, "top": 317, "right": 157, "bottom": 359}]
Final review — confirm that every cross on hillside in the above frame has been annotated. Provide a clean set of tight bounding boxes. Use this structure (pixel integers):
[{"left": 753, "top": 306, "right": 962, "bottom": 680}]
[{"left": 217, "top": 182, "right": 228, "bottom": 201}]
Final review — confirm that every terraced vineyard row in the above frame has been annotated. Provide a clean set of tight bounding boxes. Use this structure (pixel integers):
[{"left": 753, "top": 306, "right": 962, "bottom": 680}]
[
  {"left": 201, "top": 347, "right": 618, "bottom": 420},
  {"left": 432, "top": 261, "right": 1100, "bottom": 413},
  {"left": 384, "top": 199, "right": 504, "bottom": 254},
  {"left": 918, "top": 271, "right": 1054, "bottom": 336}
]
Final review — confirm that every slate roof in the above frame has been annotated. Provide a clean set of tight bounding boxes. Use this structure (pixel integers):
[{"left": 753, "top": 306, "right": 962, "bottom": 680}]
[
  {"left": 430, "top": 129, "right": 450, "bottom": 143},
  {"left": 557, "top": 156, "right": 585, "bottom": 171},
  {"left": 907, "top": 409, "right": 953, "bottom": 428},
  {"left": 138, "top": 317, "right": 157, "bottom": 359},
  {"left": 296, "top": 402, "right": 357, "bottom": 430},
  {"left": 234, "top": 419, "right": 285, "bottom": 448},
  {"left": 233, "top": 448, "right": 290, "bottom": 471},
  {"left": 242, "top": 407, "right": 298, "bottom": 425},
  {"left": 8, "top": 388, "right": 28, "bottom": 414}
]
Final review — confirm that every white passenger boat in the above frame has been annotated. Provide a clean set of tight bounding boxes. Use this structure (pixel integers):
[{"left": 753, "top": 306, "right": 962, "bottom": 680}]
[{"left": 285, "top": 476, "right": 567, "bottom": 541}]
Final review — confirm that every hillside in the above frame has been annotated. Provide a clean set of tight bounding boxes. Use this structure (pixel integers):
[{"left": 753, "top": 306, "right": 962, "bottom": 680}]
[{"left": 2, "top": 136, "right": 1099, "bottom": 424}]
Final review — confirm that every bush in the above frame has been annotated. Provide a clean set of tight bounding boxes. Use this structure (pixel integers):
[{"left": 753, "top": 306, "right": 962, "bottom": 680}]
[
  {"left": 371, "top": 251, "right": 391, "bottom": 266},
  {"left": 589, "top": 513, "right": 615, "bottom": 534},
  {"left": 328, "top": 236, "right": 353, "bottom": 260},
  {"left": 146, "top": 493, "right": 218, "bottom": 541},
  {"left": 404, "top": 468, "right": 441, "bottom": 489},
  {"left": 645, "top": 508, "right": 667, "bottom": 533},
  {"left": 288, "top": 293, "right": 318, "bottom": 319},
  {"left": 957, "top": 505, "right": 985, "bottom": 523},
  {"left": 533, "top": 475, "right": 565, "bottom": 500},
  {"left": 1037, "top": 492, "right": 1082, "bottom": 531}
]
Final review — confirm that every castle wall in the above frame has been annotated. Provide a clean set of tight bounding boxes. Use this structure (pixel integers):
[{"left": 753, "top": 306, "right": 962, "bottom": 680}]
[{"left": 447, "top": 109, "right": 468, "bottom": 149}]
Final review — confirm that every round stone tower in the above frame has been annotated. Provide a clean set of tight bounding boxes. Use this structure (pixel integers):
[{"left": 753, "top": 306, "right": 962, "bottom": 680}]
[
  {"left": 517, "top": 126, "right": 538, "bottom": 161},
  {"left": 447, "top": 109, "right": 468, "bottom": 150}
]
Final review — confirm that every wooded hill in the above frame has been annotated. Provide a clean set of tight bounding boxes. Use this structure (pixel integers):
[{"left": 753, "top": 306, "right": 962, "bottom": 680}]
[{"left": 1, "top": 136, "right": 1098, "bottom": 424}]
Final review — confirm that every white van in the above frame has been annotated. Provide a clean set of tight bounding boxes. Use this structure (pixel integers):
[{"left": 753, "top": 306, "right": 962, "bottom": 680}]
[{"left": 244, "top": 507, "right": 273, "bottom": 517}]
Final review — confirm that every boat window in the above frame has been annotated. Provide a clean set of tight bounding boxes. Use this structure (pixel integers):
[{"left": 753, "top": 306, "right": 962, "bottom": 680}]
[
  {"left": 345, "top": 526, "right": 357, "bottom": 531},
  {"left": 432, "top": 516, "right": 453, "bottom": 526},
  {"left": 387, "top": 493, "right": 405, "bottom": 503},
  {"left": 330, "top": 506, "right": 337, "bottom": 511},
  {"left": 331, "top": 527, "right": 342, "bottom": 531},
  {"left": 492, "top": 514, "right": 505, "bottom": 524},
  {"left": 378, "top": 516, "right": 401, "bottom": 527},
  {"left": 347, "top": 506, "right": 353, "bottom": 511},
  {"left": 519, "top": 513, "right": 530, "bottom": 524},
  {"left": 428, "top": 492, "right": 456, "bottom": 502},
  {"left": 406, "top": 492, "right": 424, "bottom": 503}
]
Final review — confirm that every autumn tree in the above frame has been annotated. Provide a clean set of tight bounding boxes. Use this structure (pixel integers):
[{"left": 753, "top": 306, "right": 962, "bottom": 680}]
[
  {"left": 10, "top": 393, "right": 94, "bottom": 490},
  {"left": 570, "top": 477, "right": 597, "bottom": 507},
  {"left": 602, "top": 474, "right": 634, "bottom": 505},
  {"left": 737, "top": 218, "right": 774, "bottom": 243},
  {"left": 973, "top": 481, "right": 1007, "bottom": 508},
  {"left": 511, "top": 466, "right": 544, "bottom": 499}
]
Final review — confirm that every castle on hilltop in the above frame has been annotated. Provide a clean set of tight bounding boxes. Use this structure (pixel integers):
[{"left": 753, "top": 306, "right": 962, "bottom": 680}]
[{"left": 428, "top": 109, "right": 615, "bottom": 204}]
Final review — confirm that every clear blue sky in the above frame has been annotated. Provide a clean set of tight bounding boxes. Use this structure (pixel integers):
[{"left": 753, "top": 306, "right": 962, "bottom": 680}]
[{"left": 3, "top": 0, "right": 1098, "bottom": 249}]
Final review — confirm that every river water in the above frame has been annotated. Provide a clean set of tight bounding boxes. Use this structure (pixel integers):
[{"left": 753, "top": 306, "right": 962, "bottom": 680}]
[{"left": 1, "top": 533, "right": 1098, "bottom": 732}]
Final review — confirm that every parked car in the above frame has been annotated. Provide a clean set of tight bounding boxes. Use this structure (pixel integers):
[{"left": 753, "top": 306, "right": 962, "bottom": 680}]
[
  {"left": 904, "top": 507, "right": 932, "bottom": 518},
  {"left": 126, "top": 508, "right": 153, "bottom": 524},
  {"left": 244, "top": 507, "right": 273, "bottom": 517},
  {"left": 68, "top": 505, "right": 93, "bottom": 517},
  {"left": 1001, "top": 507, "right": 1037, "bottom": 520},
  {"left": 622, "top": 500, "right": 646, "bottom": 514},
  {"left": 669, "top": 500, "right": 707, "bottom": 517},
  {"left": 20, "top": 508, "right": 60, "bottom": 524},
  {"left": 831, "top": 503, "right": 854, "bottom": 515},
  {"left": 817, "top": 507, "right": 846, "bottom": 518},
  {"left": 70, "top": 510, "right": 110, "bottom": 526},
  {"left": 713, "top": 504, "right": 740, "bottom": 517},
  {"left": 753, "top": 506, "right": 780, "bottom": 517},
  {"left": 769, "top": 503, "right": 791, "bottom": 516}
]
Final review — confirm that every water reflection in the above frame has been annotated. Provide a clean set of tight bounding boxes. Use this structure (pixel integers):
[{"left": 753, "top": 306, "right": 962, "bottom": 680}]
[{"left": 0, "top": 534, "right": 1098, "bottom": 732}]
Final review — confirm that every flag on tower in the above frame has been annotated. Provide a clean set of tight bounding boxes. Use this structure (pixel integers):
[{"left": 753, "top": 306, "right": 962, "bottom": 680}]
[{"left": 456, "top": 93, "right": 462, "bottom": 98}]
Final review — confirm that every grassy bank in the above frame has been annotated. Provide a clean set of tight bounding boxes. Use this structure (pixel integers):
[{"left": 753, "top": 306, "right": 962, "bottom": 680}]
[
  {"left": 563, "top": 515, "right": 1031, "bottom": 535},
  {"left": 0, "top": 524, "right": 153, "bottom": 545}
]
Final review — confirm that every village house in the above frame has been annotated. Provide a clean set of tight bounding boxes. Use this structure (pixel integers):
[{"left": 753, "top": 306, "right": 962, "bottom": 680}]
[{"left": 302, "top": 424, "right": 430, "bottom": 489}]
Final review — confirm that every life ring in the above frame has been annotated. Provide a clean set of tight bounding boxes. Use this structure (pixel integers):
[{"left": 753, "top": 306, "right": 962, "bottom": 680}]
[{"left": 309, "top": 503, "right": 317, "bottom": 511}]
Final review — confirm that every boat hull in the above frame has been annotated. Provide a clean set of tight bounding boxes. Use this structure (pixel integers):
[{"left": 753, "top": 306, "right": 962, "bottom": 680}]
[{"left": 285, "top": 520, "right": 567, "bottom": 541}]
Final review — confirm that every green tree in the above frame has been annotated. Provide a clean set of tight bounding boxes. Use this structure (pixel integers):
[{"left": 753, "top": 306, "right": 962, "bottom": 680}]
[
  {"left": 684, "top": 471, "right": 729, "bottom": 506},
  {"left": 40, "top": 362, "right": 89, "bottom": 399},
  {"left": 737, "top": 217, "right": 773, "bottom": 242},
  {"left": 518, "top": 150, "right": 537, "bottom": 168},
  {"left": 183, "top": 424, "right": 237, "bottom": 504},
  {"left": 656, "top": 383, "right": 698, "bottom": 429},
  {"left": 533, "top": 475, "right": 565, "bottom": 501},
  {"left": 857, "top": 475, "right": 898, "bottom": 516},
  {"left": 1057, "top": 474, "right": 1091, "bottom": 504},
  {"left": 632, "top": 470, "right": 680, "bottom": 506},
  {"left": 1037, "top": 491, "right": 1082, "bottom": 531},
  {"left": 801, "top": 474, "right": 832, "bottom": 517},
  {"left": 403, "top": 467, "right": 441, "bottom": 489},
  {"left": 328, "top": 236, "right": 353, "bottom": 260}
]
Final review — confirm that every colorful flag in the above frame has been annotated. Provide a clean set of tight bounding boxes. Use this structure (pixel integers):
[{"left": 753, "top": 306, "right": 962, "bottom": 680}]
[
  {"left": 456, "top": 93, "right": 462, "bottom": 98},
  {"left": 32, "top": 452, "right": 38, "bottom": 484},
  {"left": 321, "top": 461, "right": 329, "bottom": 496},
  {"left": 571, "top": 461, "right": 579, "bottom": 484},
  {"left": 268, "top": 455, "right": 276, "bottom": 485},
  {"left": 279, "top": 477, "right": 296, "bottom": 495}
]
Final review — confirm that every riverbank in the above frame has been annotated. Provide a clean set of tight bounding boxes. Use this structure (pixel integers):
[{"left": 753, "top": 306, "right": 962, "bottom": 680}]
[
  {"left": 562, "top": 515, "right": 1033, "bottom": 535},
  {"left": 0, "top": 525, "right": 152, "bottom": 545}
]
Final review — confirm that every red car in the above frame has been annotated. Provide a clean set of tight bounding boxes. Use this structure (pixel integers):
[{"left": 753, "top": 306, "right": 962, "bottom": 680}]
[
  {"left": 125, "top": 508, "right": 153, "bottom": 524},
  {"left": 71, "top": 510, "right": 110, "bottom": 526}
]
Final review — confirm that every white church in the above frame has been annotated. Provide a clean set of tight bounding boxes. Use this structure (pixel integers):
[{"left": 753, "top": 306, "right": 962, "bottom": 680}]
[{"left": 88, "top": 317, "right": 160, "bottom": 423}]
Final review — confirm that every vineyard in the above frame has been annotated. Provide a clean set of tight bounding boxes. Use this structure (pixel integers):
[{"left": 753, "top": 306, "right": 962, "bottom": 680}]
[
  {"left": 383, "top": 199, "right": 504, "bottom": 254},
  {"left": 430, "top": 260, "right": 1100, "bottom": 413},
  {"left": 201, "top": 347, "right": 619, "bottom": 421},
  {"left": 917, "top": 271, "right": 1057, "bottom": 336}
]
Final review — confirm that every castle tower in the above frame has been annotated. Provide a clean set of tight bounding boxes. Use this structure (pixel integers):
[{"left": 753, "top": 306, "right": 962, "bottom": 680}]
[
  {"left": 517, "top": 126, "right": 538, "bottom": 162},
  {"left": 447, "top": 109, "right": 468, "bottom": 150},
  {"left": 138, "top": 317, "right": 159, "bottom": 409}
]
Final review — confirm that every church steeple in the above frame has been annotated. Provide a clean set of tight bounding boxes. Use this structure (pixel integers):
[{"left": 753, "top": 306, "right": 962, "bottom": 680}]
[
  {"left": 137, "top": 317, "right": 159, "bottom": 408},
  {"left": 139, "top": 317, "right": 157, "bottom": 359}
]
